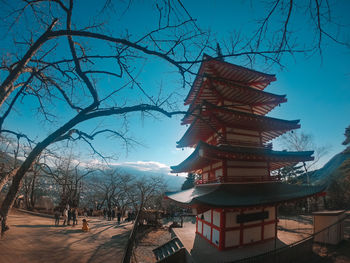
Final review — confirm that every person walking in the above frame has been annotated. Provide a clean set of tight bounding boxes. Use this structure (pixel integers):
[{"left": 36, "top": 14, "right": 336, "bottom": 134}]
[
  {"left": 54, "top": 209, "right": 60, "bottom": 226},
  {"left": 63, "top": 208, "right": 68, "bottom": 226}
]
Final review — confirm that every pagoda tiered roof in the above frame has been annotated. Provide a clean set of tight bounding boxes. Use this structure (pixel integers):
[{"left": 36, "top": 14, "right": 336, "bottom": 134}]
[
  {"left": 166, "top": 183, "right": 326, "bottom": 207},
  {"left": 185, "top": 54, "right": 277, "bottom": 109},
  {"left": 177, "top": 101, "right": 300, "bottom": 148},
  {"left": 185, "top": 75, "right": 286, "bottom": 116},
  {"left": 171, "top": 141, "right": 314, "bottom": 173}
]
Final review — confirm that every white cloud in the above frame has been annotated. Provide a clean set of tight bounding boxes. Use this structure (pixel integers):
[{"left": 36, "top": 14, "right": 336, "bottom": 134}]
[
  {"left": 68, "top": 159, "right": 188, "bottom": 177},
  {"left": 113, "top": 160, "right": 171, "bottom": 173},
  {"left": 113, "top": 161, "right": 187, "bottom": 177}
]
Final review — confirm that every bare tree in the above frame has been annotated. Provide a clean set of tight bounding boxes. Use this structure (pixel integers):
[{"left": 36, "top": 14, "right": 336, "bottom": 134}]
[
  {"left": 22, "top": 154, "right": 44, "bottom": 210},
  {"left": 121, "top": 175, "right": 166, "bottom": 263},
  {"left": 279, "top": 131, "right": 328, "bottom": 181},
  {"left": 0, "top": 0, "right": 348, "bottom": 236},
  {"left": 0, "top": 0, "right": 203, "bottom": 234},
  {"left": 0, "top": 134, "right": 27, "bottom": 193},
  {"left": 86, "top": 169, "right": 132, "bottom": 211},
  {"left": 41, "top": 150, "right": 94, "bottom": 208}
]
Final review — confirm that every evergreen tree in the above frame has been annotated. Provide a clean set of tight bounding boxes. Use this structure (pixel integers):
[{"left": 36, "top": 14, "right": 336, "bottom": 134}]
[
  {"left": 342, "top": 125, "right": 350, "bottom": 153},
  {"left": 277, "top": 164, "right": 304, "bottom": 183},
  {"left": 181, "top": 173, "right": 195, "bottom": 190}
]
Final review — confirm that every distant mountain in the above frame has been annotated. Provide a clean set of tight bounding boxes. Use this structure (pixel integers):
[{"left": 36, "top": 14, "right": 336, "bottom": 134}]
[
  {"left": 309, "top": 152, "right": 350, "bottom": 184},
  {"left": 303, "top": 149, "right": 350, "bottom": 209},
  {"left": 108, "top": 165, "right": 186, "bottom": 191}
]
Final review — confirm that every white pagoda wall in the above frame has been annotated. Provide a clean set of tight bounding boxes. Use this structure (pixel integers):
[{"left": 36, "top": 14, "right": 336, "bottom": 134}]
[{"left": 196, "top": 206, "right": 277, "bottom": 250}]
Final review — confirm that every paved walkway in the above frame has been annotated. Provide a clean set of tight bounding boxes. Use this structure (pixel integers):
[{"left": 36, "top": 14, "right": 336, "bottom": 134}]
[{"left": 0, "top": 210, "right": 132, "bottom": 263}]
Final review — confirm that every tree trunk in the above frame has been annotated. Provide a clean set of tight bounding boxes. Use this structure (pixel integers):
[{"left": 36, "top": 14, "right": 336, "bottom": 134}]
[
  {"left": 0, "top": 169, "right": 18, "bottom": 194},
  {"left": 30, "top": 174, "right": 37, "bottom": 209},
  {"left": 0, "top": 109, "right": 88, "bottom": 234}
]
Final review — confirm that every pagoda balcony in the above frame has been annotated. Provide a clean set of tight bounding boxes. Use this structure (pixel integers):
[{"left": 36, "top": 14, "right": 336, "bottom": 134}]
[{"left": 195, "top": 175, "right": 281, "bottom": 185}]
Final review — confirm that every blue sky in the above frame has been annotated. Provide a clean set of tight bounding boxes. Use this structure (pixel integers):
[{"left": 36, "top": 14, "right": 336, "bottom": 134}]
[{"left": 1, "top": 0, "right": 350, "bottom": 175}]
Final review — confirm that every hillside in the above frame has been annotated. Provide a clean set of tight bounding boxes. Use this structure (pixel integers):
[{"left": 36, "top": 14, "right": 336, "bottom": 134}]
[
  {"left": 310, "top": 152, "right": 350, "bottom": 184},
  {"left": 303, "top": 149, "right": 350, "bottom": 209}
]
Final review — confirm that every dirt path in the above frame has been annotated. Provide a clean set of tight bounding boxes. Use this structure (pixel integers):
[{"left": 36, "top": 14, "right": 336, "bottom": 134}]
[{"left": 0, "top": 210, "right": 132, "bottom": 263}]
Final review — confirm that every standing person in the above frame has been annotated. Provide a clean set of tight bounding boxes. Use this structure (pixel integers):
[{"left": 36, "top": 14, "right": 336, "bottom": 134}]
[
  {"left": 63, "top": 207, "right": 68, "bottom": 226},
  {"left": 74, "top": 208, "right": 79, "bottom": 225},
  {"left": 117, "top": 211, "right": 121, "bottom": 225},
  {"left": 72, "top": 208, "right": 77, "bottom": 227},
  {"left": 112, "top": 209, "right": 115, "bottom": 220},
  {"left": 103, "top": 208, "right": 107, "bottom": 219},
  {"left": 54, "top": 209, "right": 60, "bottom": 226},
  {"left": 107, "top": 209, "right": 112, "bottom": 221},
  {"left": 67, "top": 208, "right": 72, "bottom": 226}
]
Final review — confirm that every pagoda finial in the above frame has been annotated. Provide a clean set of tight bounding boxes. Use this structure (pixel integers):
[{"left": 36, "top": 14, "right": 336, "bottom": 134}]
[{"left": 216, "top": 43, "right": 224, "bottom": 61}]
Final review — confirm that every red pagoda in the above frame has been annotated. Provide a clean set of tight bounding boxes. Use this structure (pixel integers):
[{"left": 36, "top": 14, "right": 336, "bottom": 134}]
[{"left": 166, "top": 55, "right": 325, "bottom": 251}]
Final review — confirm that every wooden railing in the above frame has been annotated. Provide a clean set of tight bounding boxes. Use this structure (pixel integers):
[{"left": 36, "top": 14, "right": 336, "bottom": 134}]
[{"left": 195, "top": 175, "right": 280, "bottom": 185}]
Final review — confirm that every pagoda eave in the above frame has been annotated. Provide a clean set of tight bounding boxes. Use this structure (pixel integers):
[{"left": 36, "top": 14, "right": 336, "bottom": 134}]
[
  {"left": 181, "top": 101, "right": 298, "bottom": 127},
  {"left": 171, "top": 141, "right": 314, "bottom": 173},
  {"left": 165, "top": 183, "right": 326, "bottom": 208},
  {"left": 184, "top": 54, "right": 277, "bottom": 106},
  {"left": 177, "top": 107, "right": 301, "bottom": 148}
]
